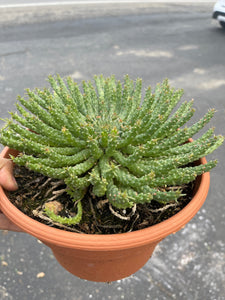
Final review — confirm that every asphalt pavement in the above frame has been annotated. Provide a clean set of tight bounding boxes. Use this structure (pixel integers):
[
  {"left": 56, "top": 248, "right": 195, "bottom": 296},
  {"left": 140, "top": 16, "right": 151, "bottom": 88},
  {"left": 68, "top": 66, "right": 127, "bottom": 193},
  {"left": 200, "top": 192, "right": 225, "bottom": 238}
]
[{"left": 0, "top": 2, "right": 225, "bottom": 300}]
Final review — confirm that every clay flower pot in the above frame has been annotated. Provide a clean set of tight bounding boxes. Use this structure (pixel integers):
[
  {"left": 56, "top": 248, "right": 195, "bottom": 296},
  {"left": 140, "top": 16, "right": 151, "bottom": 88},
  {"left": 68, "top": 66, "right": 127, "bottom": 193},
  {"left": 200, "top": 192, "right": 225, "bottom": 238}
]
[{"left": 0, "top": 147, "right": 210, "bottom": 282}]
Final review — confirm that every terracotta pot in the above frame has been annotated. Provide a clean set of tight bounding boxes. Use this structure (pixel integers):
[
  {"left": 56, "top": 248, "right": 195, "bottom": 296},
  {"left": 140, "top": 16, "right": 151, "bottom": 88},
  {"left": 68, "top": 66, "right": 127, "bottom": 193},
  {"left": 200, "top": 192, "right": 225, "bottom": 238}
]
[{"left": 0, "top": 147, "right": 210, "bottom": 282}]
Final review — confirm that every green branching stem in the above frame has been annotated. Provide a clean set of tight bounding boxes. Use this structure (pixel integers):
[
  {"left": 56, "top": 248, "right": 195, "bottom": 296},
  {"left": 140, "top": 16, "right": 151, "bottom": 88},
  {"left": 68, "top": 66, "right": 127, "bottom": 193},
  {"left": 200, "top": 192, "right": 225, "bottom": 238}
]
[
  {"left": 44, "top": 201, "right": 82, "bottom": 225},
  {"left": 0, "top": 75, "right": 223, "bottom": 225}
]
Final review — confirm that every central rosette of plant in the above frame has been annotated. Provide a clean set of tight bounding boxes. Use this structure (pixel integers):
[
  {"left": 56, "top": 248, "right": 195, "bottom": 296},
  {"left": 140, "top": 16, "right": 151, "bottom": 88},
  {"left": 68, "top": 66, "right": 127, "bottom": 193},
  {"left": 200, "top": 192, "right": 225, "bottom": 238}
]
[{"left": 0, "top": 75, "right": 223, "bottom": 225}]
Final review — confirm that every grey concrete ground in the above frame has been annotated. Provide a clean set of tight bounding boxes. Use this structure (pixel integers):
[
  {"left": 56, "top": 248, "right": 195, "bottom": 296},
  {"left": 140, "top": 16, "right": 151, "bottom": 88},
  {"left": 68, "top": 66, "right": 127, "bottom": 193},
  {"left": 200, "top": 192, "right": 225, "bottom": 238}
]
[{"left": 0, "top": 2, "right": 225, "bottom": 299}]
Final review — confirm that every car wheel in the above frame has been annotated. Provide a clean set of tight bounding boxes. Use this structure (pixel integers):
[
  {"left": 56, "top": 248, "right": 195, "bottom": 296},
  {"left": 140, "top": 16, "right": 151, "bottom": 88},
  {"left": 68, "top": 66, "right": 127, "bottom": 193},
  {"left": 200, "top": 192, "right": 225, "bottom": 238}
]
[{"left": 219, "top": 21, "right": 225, "bottom": 29}]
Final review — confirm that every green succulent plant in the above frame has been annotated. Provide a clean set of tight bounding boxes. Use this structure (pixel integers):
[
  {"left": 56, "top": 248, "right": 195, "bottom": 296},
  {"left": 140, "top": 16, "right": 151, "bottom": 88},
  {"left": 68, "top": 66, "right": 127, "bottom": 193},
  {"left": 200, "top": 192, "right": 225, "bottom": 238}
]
[{"left": 0, "top": 75, "right": 223, "bottom": 226}]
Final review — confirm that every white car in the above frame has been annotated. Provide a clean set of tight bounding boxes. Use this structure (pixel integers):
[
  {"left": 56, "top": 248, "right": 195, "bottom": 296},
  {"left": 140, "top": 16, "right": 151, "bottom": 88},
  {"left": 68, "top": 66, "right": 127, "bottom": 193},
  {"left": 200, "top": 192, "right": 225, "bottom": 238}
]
[{"left": 213, "top": 0, "right": 225, "bottom": 28}]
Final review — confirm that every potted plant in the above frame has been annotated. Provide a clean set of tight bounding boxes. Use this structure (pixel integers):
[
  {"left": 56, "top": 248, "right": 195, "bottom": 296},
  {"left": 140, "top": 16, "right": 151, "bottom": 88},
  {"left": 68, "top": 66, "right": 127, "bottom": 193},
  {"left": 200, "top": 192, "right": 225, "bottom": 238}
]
[{"left": 0, "top": 75, "right": 223, "bottom": 282}]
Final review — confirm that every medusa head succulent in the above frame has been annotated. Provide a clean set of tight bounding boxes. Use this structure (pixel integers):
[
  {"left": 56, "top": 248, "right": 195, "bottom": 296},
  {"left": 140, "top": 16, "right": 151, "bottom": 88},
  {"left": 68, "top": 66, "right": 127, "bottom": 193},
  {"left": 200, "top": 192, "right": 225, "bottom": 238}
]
[{"left": 0, "top": 75, "right": 223, "bottom": 225}]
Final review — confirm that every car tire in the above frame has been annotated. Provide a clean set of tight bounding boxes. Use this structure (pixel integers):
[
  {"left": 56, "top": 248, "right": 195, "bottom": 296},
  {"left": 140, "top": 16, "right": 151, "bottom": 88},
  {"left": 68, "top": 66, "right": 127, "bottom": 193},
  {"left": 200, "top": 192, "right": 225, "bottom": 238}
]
[{"left": 219, "top": 21, "right": 225, "bottom": 29}]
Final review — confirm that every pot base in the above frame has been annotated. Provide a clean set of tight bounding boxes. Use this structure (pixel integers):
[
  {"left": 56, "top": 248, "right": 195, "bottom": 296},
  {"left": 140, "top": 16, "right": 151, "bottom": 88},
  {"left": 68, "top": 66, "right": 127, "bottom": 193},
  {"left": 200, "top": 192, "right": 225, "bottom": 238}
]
[{"left": 47, "top": 242, "right": 158, "bottom": 282}]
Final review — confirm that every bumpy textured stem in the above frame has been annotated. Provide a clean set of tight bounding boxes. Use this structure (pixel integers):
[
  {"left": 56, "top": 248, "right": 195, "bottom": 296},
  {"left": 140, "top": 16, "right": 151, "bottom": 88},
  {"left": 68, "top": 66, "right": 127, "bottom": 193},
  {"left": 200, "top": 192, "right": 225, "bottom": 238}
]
[
  {"left": 0, "top": 75, "right": 223, "bottom": 224},
  {"left": 44, "top": 201, "right": 82, "bottom": 225}
]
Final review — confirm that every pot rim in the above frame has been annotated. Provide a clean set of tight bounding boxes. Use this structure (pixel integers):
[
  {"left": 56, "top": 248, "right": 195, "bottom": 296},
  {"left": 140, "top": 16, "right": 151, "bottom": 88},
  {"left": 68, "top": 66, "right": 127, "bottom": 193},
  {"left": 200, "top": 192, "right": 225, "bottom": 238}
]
[{"left": 0, "top": 146, "right": 210, "bottom": 251}]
